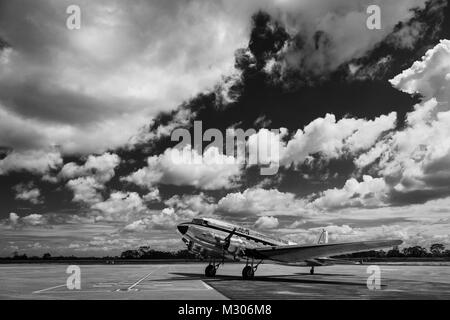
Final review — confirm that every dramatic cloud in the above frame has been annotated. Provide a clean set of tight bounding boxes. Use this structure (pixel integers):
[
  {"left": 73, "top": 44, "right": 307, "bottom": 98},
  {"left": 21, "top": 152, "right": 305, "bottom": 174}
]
[
  {"left": 356, "top": 40, "right": 450, "bottom": 203},
  {"left": 254, "top": 216, "right": 279, "bottom": 229},
  {"left": 0, "top": 149, "right": 62, "bottom": 175},
  {"left": 124, "top": 193, "right": 218, "bottom": 233},
  {"left": 60, "top": 153, "right": 120, "bottom": 183},
  {"left": 311, "top": 175, "right": 389, "bottom": 211},
  {"left": 63, "top": 153, "right": 121, "bottom": 204},
  {"left": 4, "top": 212, "right": 48, "bottom": 228},
  {"left": 243, "top": 112, "right": 396, "bottom": 171},
  {"left": 217, "top": 188, "right": 309, "bottom": 217},
  {"left": 124, "top": 208, "right": 182, "bottom": 232},
  {"left": 0, "top": 0, "right": 252, "bottom": 154},
  {"left": 280, "top": 113, "right": 397, "bottom": 167},
  {"left": 14, "top": 183, "right": 43, "bottom": 205},
  {"left": 123, "top": 146, "right": 241, "bottom": 190},
  {"left": 164, "top": 193, "right": 217, "bottom": 217},
  {"left": 66, "top": 176, "right": 104, "bottom": 205},
  {"left": 260, "top": 0, "right": 428, "bottom": 78},
  {"left": 91, "top": 191, "right": 147, "bottom": 222},
  {"left": 143, "top": 188, "right": 161, "bottom": 203},
  {"left": 1, "top": 0, "right": 449, "bottom": 256},
  {"left": 390, "top": 39, "right": 450, "bottom": 101},
  {"left": 0, "top": 0, "right": 428, "bottom": 156}
]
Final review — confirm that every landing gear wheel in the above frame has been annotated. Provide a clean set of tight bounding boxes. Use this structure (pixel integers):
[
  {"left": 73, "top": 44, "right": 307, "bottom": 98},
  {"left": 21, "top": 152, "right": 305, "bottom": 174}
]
[
  {"left": 205, "top": 264, "right": 216, "bottom": 277},
  {"left": 310, "top": 267, "right": 314, "bottom": 275},
  {"left": 242, "top": 265, "right": 255, "bottom": 280}
]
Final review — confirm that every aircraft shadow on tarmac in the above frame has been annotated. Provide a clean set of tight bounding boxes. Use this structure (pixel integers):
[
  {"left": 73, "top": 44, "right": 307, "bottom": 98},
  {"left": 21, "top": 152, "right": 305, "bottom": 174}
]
[{"left": 166, "top": 272, "right": 374, "bottom": 287}]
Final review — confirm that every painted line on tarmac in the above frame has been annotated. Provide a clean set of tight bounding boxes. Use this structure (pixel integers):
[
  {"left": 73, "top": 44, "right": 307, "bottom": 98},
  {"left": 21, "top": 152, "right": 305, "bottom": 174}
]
[
  {"left": 33, "top": 284, "right": 66, "bottom": 294},
  {"left": 201, "top": 281, "right": 214, "bottom": 290},
  {"left": 35, "top": 290, "right": 111, "bottom": 294},
  {"left": 126, "top": 266, "right": 163, "bottom": 291}
]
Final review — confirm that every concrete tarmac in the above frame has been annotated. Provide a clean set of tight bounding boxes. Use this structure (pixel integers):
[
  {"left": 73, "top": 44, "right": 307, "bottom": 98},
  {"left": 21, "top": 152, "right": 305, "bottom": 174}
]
[{"left": 1, "top": 263, "right": 449, "bottom": 300}]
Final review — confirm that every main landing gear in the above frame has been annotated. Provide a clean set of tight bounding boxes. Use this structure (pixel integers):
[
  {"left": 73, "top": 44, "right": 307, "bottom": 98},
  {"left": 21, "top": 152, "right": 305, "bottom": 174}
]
[
  {"left": 204, "top": 258, "right": 222, "bottom": 277},
  {"left": 242, "top": 258, "right": 263, "bottom": 280}
]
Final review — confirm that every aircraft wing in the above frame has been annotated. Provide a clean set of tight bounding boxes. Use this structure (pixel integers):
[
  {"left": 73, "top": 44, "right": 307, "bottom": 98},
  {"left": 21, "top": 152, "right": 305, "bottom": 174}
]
[{"left": 246, "top": 239, "right": 402, "bottom": 263}]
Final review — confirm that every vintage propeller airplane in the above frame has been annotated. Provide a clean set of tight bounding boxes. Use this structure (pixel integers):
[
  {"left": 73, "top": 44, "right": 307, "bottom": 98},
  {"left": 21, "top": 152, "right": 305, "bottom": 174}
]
[{"left": 177, "top": 217, "right": 402, "bottom": 279}]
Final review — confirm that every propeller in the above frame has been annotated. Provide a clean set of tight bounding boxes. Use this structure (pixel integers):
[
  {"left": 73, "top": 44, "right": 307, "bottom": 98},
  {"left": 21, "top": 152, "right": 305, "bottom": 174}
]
[{"left": 223, "top": 228, "right": 237, "bottom": 251}]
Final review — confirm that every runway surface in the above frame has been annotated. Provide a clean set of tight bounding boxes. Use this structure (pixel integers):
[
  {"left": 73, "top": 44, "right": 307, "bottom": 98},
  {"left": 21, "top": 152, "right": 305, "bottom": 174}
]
[{"left": 1, "top": 263, "right": 449, "bottom": 299}]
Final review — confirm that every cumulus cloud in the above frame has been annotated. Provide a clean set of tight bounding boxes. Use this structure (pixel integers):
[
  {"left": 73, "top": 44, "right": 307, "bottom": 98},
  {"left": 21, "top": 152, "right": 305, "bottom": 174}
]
[
  {"left": 356, "top": 41, "right": 450, "bottom": 203},
  {"left": 0, "top": 149, "right": 62, "bottom": 175},
  {"left": 8, "top": 213, "right": 19, "bottom": 225},
  {"left": 277, "top": 112, "right": 396, "bottom": 167},
  {"left": 62, "top": 153, "right": 120, "bottom": 204},
  {"left": 67, "top": 177, "right": 104, "bottom": 205},
  {"left": 242, "top": 113, "right": 396, "bottom": 172},
  {"left": 123, "top": 192, "right": 223, "bottom": 233},
  {"left": 22, "top": 214, "right": 47, "bottom": 226},
  {"left": 14, "top": 183, "right": 43, "bottom": 205},
  {"left": 123, "top": 208, "right": 181, "bottom": 232},
  {"left": 123, "top": 219, "right": 148, "bottom": 233},
  {"left": 59, "top": 153, "right": 120, "bottom": 183},
  {"left": 390, "top": 39, "right": 450, "bottom": 101},
  {"left": 124, "top": 193, "right": 219, "bottom": 233},
  {"left": 311, "top": 175, "right": 389, "bottom": 210},
  {"left": 217, "top": 188, "right": 309, "bottom": 217},
  {"left": 91, "top": 191, "right": 147, "bottom": 222},
  {"left": 143, "top": 188, "right": 161, "bottom": 203},
  {"left": 254, "top": 216, "right": 279, "bottom": 229},
  {"left": 164, "top": 193, "right": 216, "bottom": 217},
  {"left": 123, "top": 145, "right": 241, "bottom": 190},
  {"left": 3, "top": 212, "right": 48, "bottom": 228}
]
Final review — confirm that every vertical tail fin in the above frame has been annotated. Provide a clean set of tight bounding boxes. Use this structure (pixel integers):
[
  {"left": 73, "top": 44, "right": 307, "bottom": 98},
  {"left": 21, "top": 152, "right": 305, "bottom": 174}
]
[{"left": 318, "top": 229, "right": 328, "bottom": 244}]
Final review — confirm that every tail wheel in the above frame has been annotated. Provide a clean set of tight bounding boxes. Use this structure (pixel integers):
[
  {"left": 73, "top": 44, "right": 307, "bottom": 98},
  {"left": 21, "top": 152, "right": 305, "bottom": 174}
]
[
  {"left": 205, "top": 264, "right": 216, "bottom": 277},
  {"left": 242, "top": 265, "right": 255, "bottom": 280}
]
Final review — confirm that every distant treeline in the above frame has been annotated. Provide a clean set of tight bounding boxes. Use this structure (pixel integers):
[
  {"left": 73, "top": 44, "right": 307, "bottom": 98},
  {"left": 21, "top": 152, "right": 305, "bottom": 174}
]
[
  {"left": 335, "top": 244, "right": 450, "bottom": 258},
  {"left": 0, "top": 247, "right": 196, "bottom": 261},
  {"left": 1, "top": 244, "right": 449, "bottom": 261}
]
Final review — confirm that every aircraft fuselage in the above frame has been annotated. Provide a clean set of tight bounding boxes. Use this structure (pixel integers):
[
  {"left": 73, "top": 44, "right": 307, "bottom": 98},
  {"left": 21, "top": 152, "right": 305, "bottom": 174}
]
[{"left": 177, "top": 217, "right": 296, "bottom": 261}]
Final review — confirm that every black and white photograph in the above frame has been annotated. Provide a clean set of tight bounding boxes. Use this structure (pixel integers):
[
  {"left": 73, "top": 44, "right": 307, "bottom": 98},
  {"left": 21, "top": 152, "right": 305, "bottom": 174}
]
[{"left": 0, "top": 0, "right": 450, "bottom": 309}]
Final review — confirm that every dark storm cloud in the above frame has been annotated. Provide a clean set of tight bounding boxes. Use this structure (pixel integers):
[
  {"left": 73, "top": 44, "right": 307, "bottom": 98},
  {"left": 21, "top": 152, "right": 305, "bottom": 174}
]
[
  {"left": 0, "top": 37, "right": 9, "bottom": 49},
  {"left": 347, "top": 0, "right": 450, "bottom": 83},
  {"left": 127, "top": 2, "right": 447, "bottom": 189},
  {"left": 0, "top": 80, "right": 144, "bottom": 125},
  {"left": 2, "top": 0, "right": 450, "bottom": 255},
  {"left": 115, "top": 0, "right": 450, "bottom": 219},
  {"left": 132, "top": 1, "right": 447, "bottom": 149}
]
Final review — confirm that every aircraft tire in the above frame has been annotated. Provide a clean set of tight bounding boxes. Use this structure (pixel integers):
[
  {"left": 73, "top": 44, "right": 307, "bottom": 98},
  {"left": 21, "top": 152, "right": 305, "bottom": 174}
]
[
  {"left": 205, "top": 264, "right": 216, "bottom": 277},
  {"left": 242, "top": 266, "right": 254, "bottom": 280}
]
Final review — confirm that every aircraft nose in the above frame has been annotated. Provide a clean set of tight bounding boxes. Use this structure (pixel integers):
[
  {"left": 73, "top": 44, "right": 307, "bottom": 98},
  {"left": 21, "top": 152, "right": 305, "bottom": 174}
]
[{"left": 177, "top": 224, "right": 188, "bottom": 235}]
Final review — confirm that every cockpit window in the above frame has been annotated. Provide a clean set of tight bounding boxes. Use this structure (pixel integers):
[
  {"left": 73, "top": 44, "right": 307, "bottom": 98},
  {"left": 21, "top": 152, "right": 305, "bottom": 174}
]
[{"left": 191, "top": 218, "right": 204, "bottom": 225}]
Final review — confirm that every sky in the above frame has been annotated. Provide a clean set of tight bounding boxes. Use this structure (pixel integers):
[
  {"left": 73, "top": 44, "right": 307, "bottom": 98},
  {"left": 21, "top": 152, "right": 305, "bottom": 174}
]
[{"left": 1, "top": 0, "right": 450, "bottom": 257}]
